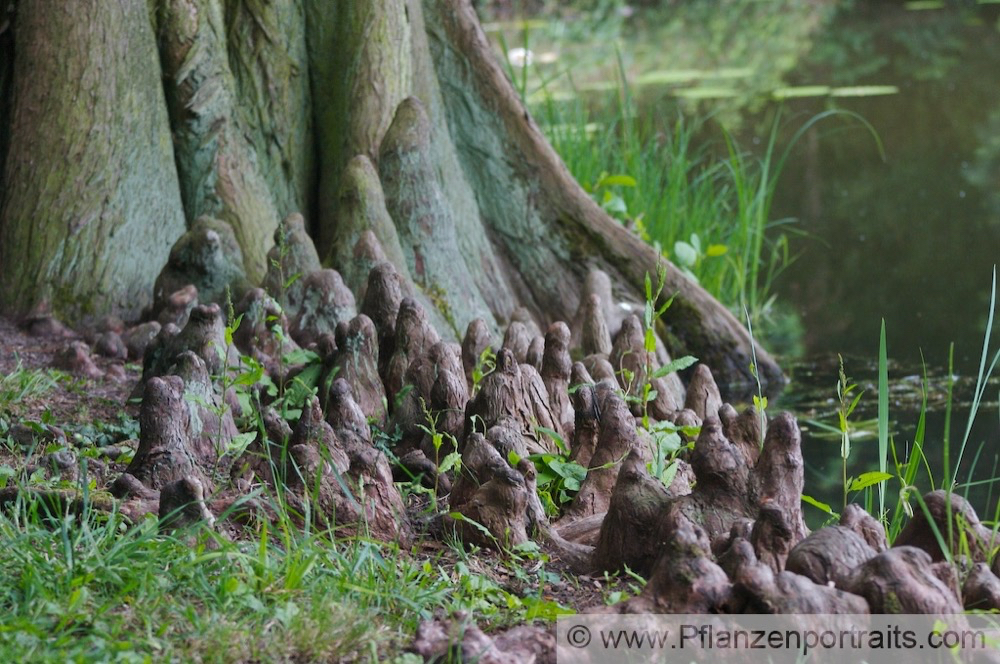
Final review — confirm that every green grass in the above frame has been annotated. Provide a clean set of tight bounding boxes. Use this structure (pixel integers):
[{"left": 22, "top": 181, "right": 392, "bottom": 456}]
[
  {"left": 535, "top": 91, "right": 803, "bottom": 330},
  {"left": 531, "top": 68, "right": 882, "bottom": 337},
  {"left": 0, "top": 487, "right": 546, "bottom": 662},
  {"left": 0, "top": 360, "right": 64, "bottom": 411},
  {"left": 822, "top": 269, "right": 1000, "bottom": 555}
]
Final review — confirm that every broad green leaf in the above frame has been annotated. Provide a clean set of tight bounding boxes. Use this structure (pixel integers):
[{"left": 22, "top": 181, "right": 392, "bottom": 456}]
[
  {"left": 644, "top": 328, "right": 656, "bottom": 353},
  {"left": 535, "top": 469, "right": 557, "bottom": 486},
  {"left": 849, "top": 471, "right": 893, "bottom": 492},
  {"left": 234, "top": 364, "right": 265, "bottom": 387},
  {"left": 659, "top": 459, "right": 679, "bottom": 487},
  {"left": 651, "top": 355, "right": 698, "bottom": 378},
  {"left": 689, "top": 233, "right": 701, "bottom": 254},
  {"left": 439, "top": 451, "right": 462, "bottom": 474},
  {"left": 801, "top": 494, "right": 836, "bottom": 515},
  {"left": 282, "top": 348, "right": 320, "bottom": 366},
  {"left": 507, "top": 450, "right": 522, "bottom": 467},
  {"left": 226, "top": 432, "right": 257, "bottom": 457},
  {"left": 596, "top": 173, "right": 637, "bottom": 188},
  {"left": 673, "top": 241, "right": 698, "bottom": 268}
]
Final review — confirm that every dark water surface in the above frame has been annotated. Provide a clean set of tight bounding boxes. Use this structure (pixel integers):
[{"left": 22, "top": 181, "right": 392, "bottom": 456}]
[
  {"left": 770, "top": 5, "right": 1000, "bottom": 371},
  {"left": 761, "top": 3, "right": 1000, "bottom": 520}
]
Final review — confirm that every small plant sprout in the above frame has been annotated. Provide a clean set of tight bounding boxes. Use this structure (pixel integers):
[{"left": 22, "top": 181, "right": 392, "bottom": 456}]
[
  {"left": 471, "top": 346, "right": 497, "bottom": 397},
  {"left": 743, "top": 306, "right": 767, "bottom": 447},
  {"left": 836, "top": 354, "right": 864, "bottom": 510}
]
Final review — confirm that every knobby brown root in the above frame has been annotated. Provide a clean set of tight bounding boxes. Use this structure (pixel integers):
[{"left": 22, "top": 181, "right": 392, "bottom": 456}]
[
  {"left": 331, "top": 314, "right": 386, "bottom": 426},
  {"left": 843, "top": 546, "right": 963, "bottom": 613},
  {"left": 233, "top": 287, "right": 301, "bottom": 380},
  {"left": 411, "top": 614, "right": 553, "bottom": 664},
  {"left": 784, "top": 525, "right": 878, "bottom": 588},
  {"left": 385, "top": 297, "right": 440, "bottom": 402},
  {"left": 262, "top": 212, "right": 322, "bottom": 317},
  {"left": 840, "top": 503, "right": 890, "bottom": 552},
  {"left": 136, "top": 303, "right": 239, "bottom": 399},
  {"left": 54, "top": 341, "right": 104, "bottom": 379},
  {"left": 962, "top": 562, "right": 1000, "bottom": 611},
  {"left": 592, "top": 449, "right": 672, "bottom": 575},
  {"left": 461, "top": 317, "right": 493, "bottom": 387},
  {"left": 156, "top": 285, "right": 198, "bottom": 329},
  {"left": 894, "top": 489, "right": 997, "bottom": 562},
  {"left": 723, "top": 537, "right": 870, "bottom": 614},
  {"left": 448, "top": 432, "right": 530, "bottom": 549},
  {"left": 283, "top": 395, "right": 411, "bottom": 543},
  {"left": 541, "top": 322, "right": 574, "bottom": 442},
  {"left": 361, "top": 261, "right": 406, "bottom": 380},
  {"left": 150, "top": 217, "right": 251, "bottom": 318},
  {"left": 288, "top": 268, "right": 356, "bottom": 348},
  {"left": 561, "top": 393, "right": 638, "bottom": 522}
]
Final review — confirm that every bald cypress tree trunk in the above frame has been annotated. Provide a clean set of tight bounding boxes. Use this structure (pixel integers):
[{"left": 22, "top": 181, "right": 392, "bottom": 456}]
[
  {"left": 0, "top": 0, "right": 782, "bottom": 391},
  {"left": 0, "top": 0, "right": 186, "bottom": 321}
]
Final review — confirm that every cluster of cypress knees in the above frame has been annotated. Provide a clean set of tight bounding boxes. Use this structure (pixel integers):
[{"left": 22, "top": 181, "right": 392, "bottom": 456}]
[{"left": 22, "top": 213, "right": 1000, "bottom": 629}]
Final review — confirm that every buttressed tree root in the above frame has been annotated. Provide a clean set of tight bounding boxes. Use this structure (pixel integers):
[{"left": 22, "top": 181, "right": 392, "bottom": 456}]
[
  {"left": 26, "top": 205, "right": 1000, "bottom": 626},
  {"left": 10, "top": 6, "right": 1000, "bottom": 656}
]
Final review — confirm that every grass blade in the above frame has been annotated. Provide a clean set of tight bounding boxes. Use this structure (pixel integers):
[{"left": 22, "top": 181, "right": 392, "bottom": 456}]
[{"left": 878, "top": 319, "right": 888, "bottom": 521}]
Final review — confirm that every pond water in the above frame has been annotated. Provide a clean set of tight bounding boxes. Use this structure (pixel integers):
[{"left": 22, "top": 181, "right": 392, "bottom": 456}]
[
  {"left": 491, "top": 1, "right": 1000, "bottom": 521},
  {"left": 759, "top": 2, "right": 1000, "bottom": 521}
]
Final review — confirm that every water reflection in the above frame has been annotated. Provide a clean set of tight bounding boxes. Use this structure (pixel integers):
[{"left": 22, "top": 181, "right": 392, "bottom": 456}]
[{"left": 756, "top": 2, "right": 1000, "bottom": 518}]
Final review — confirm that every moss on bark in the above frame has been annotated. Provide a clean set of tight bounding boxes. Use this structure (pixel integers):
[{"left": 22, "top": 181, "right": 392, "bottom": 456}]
[{"left": 0, "top": 0, "right": 186, "bottom": 321}]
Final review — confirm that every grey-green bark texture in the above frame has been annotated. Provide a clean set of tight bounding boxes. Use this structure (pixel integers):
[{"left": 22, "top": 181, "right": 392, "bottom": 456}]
[
  {"left": 0, "top": 0, "right": 186, "bottom": 322},
  {"left": 307, "top": 0, "right": 412, "bottom": 254},
  {"left": 0, "top": 4, "right": 11, "bottom": 206},
  {"left": 0, "top": 0, "right": 782, "bottom": 391},
  {"left": 223, "top": 0, "right": 314, "bottom": 223},
  {"left": 158, "top": 0, "right": 287, "bottom": 281}
]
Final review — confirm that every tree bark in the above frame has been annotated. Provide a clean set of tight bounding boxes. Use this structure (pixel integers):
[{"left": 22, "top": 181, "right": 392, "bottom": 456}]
[
  {"left": 0, "top": 4, "right": 11, "bottom": 205},
  {"left": 158, "top": 0, "right": 289, "bottom": 281},
  {"left": 0, "top": 0, "right": 782, "bottom": 390},
  {"left": 0, "top": 0, "right": 186, "bottom": 321}
]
